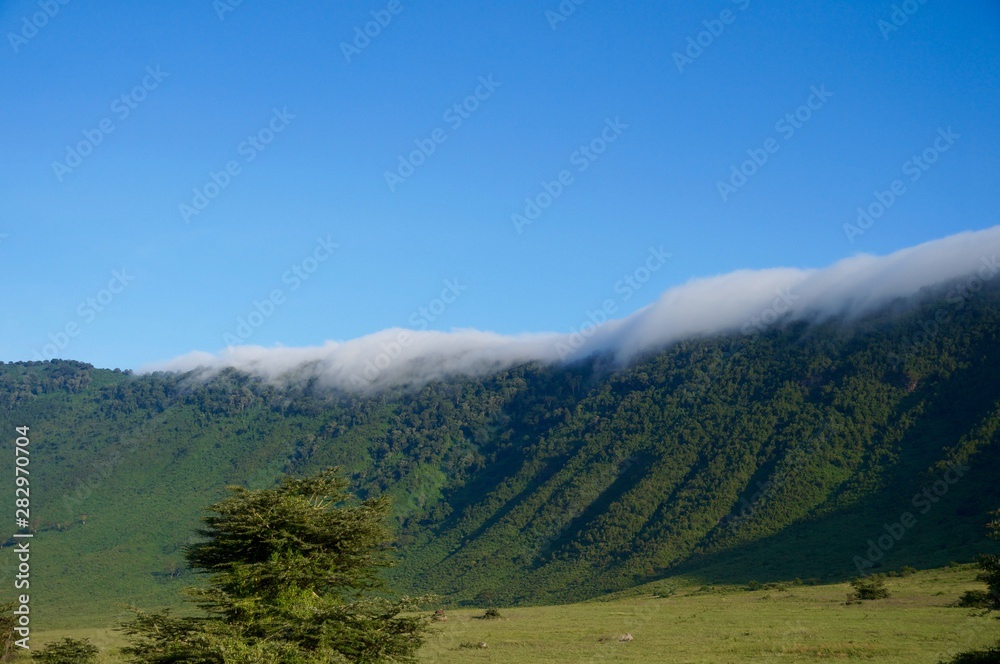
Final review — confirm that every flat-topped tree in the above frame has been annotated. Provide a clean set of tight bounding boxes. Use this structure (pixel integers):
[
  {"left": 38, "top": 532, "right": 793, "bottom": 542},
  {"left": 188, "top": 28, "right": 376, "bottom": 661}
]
[{"left": 120, "top": 467, "right": 429, "bottom": 664}]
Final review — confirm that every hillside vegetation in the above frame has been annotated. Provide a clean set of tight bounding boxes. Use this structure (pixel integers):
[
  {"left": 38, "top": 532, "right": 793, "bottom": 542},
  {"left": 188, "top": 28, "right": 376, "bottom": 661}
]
[{"left": 2, "top": 282, "right": 999, "bottom": 627}]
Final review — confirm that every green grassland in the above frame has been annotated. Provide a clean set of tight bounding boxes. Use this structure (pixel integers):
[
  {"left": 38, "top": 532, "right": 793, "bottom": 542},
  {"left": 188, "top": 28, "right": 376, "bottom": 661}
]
[{"left": 21, "top": 565, "right": 1000, "bottom": 663}]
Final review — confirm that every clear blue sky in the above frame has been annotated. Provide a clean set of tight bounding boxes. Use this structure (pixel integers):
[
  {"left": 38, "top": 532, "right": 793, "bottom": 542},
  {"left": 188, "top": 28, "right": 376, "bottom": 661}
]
[{"left": 3, "top": 0, "right": 999, "bottom": 370}]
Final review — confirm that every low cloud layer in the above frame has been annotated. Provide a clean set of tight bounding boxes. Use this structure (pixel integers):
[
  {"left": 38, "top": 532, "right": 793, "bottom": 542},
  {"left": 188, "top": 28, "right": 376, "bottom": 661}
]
[{"left": 143, "top": 226, "right": 1000, "bottom": 391}]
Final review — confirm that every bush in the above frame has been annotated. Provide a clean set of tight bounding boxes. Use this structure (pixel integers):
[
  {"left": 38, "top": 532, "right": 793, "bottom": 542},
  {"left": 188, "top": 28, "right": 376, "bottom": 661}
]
[
  {"left": 957, "top": 590, "right": 995, "bottom": 609},
  {"left": 847, "top": 575, "right": 890, "bottom": 602},
  {"left": 939, "top": 641, "right": 1000, "bottom": 663},
  {"left": 887, "top": 566, "right": 918, "bottom": 578},
  {"left": 480, "top": 607, "right": 502, "bottom": 620},
  {"left": 961, "top": 510, "right": 1000, "bottom": 611},
  {"left": 30, "top": 638, "right": 99, "bottom": 664}
]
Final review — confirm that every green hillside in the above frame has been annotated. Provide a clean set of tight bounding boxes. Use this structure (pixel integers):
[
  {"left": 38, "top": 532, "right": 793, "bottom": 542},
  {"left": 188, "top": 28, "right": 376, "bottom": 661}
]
[{"left": 2, "top": 282, "right": 999, "bottom": 628}]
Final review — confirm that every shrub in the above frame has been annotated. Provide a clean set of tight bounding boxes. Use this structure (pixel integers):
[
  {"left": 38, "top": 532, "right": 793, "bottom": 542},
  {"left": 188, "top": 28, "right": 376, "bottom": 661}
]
[
  {"left": 480, "top": 607, "right": 502, "bottom": 620},
  {"left": 30, "top": 638, "right": 99, "bottom": 664},
  {"left": 940, "top": 641, "right": 1000, "bottom": 663},
  {"left": 956, "top": 590, "right": 995, "bottom": 609},
  {"left": 847, "top": 575, "right": 890, "bottom": 602}
]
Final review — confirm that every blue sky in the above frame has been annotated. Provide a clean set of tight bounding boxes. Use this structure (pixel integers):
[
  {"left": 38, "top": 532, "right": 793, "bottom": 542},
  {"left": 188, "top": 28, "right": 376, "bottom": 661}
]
[{"left": 3, "top": 0, "right": 999, "bottom": 370}]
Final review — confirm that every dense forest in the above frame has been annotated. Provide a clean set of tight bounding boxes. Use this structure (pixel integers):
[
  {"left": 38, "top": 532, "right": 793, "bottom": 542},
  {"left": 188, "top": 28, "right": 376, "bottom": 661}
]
[{"left": 2, "top": 280, "right": 999, "bottom": 627}]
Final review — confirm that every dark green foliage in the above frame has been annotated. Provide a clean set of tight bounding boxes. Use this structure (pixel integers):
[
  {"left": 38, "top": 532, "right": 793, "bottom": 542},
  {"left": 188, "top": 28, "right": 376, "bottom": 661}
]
[
  {"left": 479, "top": 608, "right": 502, "bottom": 620},
  {"left": 957, "top": 590, "right": 995, "bottom": 609},
  {"left": 0, "top": 602, "right": 17, "bottom": 662},
  {"left": 118, "top": 609, "right": 223, "bottom": 663},
  {"left": 847, "top": 575, "right": 890, "bottom": 602},
  {"left": 186, "top": 468, "right": 393, "bottom": 606},
  {"left": 941, "top": 643, "right": 1000, "bottom": 664},
  {"left": 119, "top": 468, "right": 428, "bottom": 663},
  {"left": 947, "top": 510, "right": 1000, "bottom": 662},
  {"left": 2, "top": 284, "right": 1000, "bottom": 625},
  {"left": 29, "top": 637, "right": 99, "bottom": 663},
  {"left": 975, "top": 510, "right": 1000, "bottom": 610}
]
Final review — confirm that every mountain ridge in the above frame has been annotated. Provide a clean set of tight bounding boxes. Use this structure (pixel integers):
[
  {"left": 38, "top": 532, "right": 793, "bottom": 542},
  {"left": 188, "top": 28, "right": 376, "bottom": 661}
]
[{"left": 2, "top": 278, "right": 999, "bottom": 626}]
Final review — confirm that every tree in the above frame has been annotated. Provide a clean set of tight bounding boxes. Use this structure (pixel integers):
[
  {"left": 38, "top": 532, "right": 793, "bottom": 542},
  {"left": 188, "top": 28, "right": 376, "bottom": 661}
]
[
  {"left": 119, "top": 467, "right": 429, "bottom": 663},
  {"left": 944, "top": 510, "right": 1000, "bottom": 664},
  {"left": 976, "top": 509, "right": 1000, "bottom": 610},
  {"left": 0, "top": 602, "right": 17, "bottom": 662},
  {"left": 30, "top": 637, "right": 99, "bottom": 663}
]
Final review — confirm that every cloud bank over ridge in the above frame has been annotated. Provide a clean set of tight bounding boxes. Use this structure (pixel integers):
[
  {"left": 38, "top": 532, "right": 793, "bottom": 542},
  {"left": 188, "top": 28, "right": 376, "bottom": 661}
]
[{"left": 142, "top": 226, "right": 1000, "bottom": 391}]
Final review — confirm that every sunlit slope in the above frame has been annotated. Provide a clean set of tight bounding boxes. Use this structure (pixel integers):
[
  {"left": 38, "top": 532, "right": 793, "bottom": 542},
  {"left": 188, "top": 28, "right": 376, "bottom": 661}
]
[{"left": 1, "top": 283, "right": 998, "bottom": 627}]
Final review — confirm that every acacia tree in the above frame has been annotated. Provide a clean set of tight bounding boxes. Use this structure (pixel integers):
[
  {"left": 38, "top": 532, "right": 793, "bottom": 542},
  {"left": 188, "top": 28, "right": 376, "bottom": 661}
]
[{"left": 119, "top": 467, "right": 428, "bottom": 663}]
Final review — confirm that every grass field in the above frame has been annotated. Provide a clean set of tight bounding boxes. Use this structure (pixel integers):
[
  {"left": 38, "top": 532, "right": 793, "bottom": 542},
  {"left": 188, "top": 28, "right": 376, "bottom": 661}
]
[{"left": 20, "top": 565, "right": 999, "bottom": 663}]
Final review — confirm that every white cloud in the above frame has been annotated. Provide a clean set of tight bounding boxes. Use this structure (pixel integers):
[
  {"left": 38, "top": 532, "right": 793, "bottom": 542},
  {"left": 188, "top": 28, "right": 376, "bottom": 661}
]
[{"left": 141, "top": 226, "right": 1000, "bottom": 390}]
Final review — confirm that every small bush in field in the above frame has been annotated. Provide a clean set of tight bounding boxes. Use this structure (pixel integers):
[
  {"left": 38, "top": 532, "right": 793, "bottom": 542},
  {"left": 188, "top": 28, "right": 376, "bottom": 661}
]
[
  {"left": 30, "top": 637, "right": 99, "bottom": 664},
  {"left": 847, "top": 575, "right": 890, "bottom": 603}
]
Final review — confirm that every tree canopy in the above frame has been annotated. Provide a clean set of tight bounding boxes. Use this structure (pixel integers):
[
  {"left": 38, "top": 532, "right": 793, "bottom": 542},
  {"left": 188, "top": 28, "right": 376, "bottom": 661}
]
[{"left": 119, "top": 467, "right": 428, "bottom": 663}]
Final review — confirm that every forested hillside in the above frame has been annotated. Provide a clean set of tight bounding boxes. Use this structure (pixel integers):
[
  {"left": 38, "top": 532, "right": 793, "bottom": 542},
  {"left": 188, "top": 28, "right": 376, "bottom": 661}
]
[{"left": 2, "top": 281, "right": 999, "bottom": 626}]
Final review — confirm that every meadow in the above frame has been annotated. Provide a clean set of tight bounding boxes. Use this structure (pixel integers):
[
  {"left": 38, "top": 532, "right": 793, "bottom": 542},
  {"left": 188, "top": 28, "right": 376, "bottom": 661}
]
[{"left": 23, "top": 564, "right": 998, "bottom": 663}]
